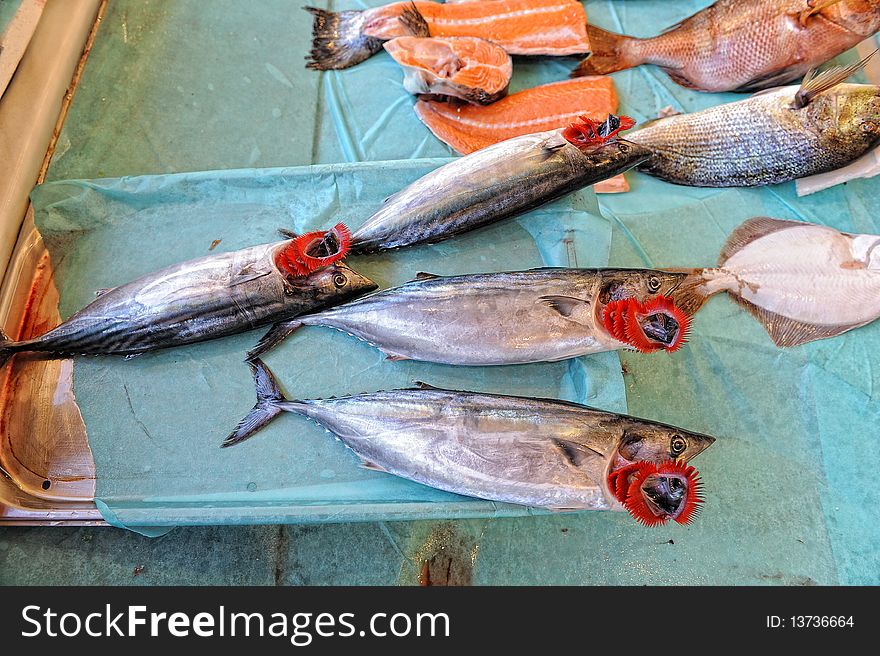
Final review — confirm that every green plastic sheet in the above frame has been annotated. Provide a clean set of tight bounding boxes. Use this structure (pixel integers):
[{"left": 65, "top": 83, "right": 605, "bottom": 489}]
[{"left": 30, "top": 160, "right": 623, "bottom": 531}]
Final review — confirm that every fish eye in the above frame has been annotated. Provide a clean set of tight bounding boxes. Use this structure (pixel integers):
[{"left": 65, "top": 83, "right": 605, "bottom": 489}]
[
  {"left": 647, "top": 275, "right": 661, "bottom": 293},
  {"left": 618, "top": 142, "right": 630, "bottom": 153},
  {"left": 862, "top": 120, "right": 879, "bottom": 134},
  {"left": 670, "top": 435, "right": 687, "bottom": 457},
  {"left": 333, "top": 273, "right": 347, "bottom": 288}
]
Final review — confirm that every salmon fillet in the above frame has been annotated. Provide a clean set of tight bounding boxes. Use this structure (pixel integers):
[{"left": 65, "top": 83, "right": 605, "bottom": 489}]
[
  {"left": 414, "top": 76, "right": 628, "bottom": 192},
  {"left": 307, "top": 0, "right": 591, "bottom": 70},
  {"left": 384, "top": 36, "right": 513, "bottom": 104}
]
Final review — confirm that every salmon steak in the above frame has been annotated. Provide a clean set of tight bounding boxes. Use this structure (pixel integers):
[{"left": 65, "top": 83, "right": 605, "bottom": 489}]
[
  {"left": 307, "top": 0, "right": 592, "bottom": 70},
  {"left": 384, "top": 36, "right": 513, "bottom": 104},
  {"left": 414, "top": 76, "right": 630, "bottom": 192},
  {"left": 573, "top": 0, "right": 880, "bottom": 93}
]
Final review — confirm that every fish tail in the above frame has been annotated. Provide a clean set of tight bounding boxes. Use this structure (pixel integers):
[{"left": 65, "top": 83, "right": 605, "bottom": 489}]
[
  {"left": 571, "top": 25, "right": 642, "bottom": 77},
  {"left": 0, "top": 328, "right": 17, "bottom": 369},
  {"left": 305, "top": 6, "right": 384, "bottom": 70},
  {"left": 663, "top": 268, "right": 715, "bottom": 316},
  {"left": 222, "top": 358, "right": 300, "bottom": 447}
]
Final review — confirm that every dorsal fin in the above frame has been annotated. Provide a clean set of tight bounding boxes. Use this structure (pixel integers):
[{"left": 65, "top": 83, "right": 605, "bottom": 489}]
[
  {"left": 412, "top": 271, "right": 440, "bottom": 281},
  {"left": 411, "top": 380, "right": 441, "bottom": 391},
  {"left": 793, "top": 50, "right": 876, "bottom": 109},
  {"left": 719, "top": 217, "right": 804, "bottom": 266}
]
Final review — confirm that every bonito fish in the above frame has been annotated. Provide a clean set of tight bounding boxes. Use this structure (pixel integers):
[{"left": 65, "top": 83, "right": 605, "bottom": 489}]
[
  {"left": 249, "top": 268, "right": 702, "bottom": 363},
  {"left": 0, "top": 230, "right": 377, "bottom": 365},
  {"left": 224, "top": 359, "right": 714, "bottom": 525},
  {"left": 628, "top": 63, "right": 880, "bottom": 187},
  {"left": 573, "top": 0, "right": 880, "bottom": 93},
  {"left": 699, "top": 217, "right": 880, "bottom": 346},
  {"left": 306, "top": 0, "right": 591, "bottom": 70},
  {"left": 384, "top": 36, "right": 512, "bottom": 104},
  {"left": 347, "top": 114, "right": 652, "bottom": 252}
]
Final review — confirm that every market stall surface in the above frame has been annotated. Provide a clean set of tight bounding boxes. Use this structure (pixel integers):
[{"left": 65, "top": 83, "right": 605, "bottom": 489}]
[{"left": 2, "top": 0, "right": 877, "bottom": 585}]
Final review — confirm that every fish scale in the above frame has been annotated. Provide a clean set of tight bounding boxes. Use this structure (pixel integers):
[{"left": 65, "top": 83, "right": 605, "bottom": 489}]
[
  {"left": 575, "top": 0, "right": 880, "bottom": 93},
  {"left": 628, "top": 83, "right": 880, "bottom": 187}
]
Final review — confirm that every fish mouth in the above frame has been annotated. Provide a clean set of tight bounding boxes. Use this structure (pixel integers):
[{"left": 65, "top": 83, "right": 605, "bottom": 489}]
[
  {"left": 640, "top": 311, "right": 679, "bottom": 346},
  {"left": 640, "top": 472, "right": 688, "bottom": 519},
  {"left": 607, "top": 460, "right": 704, "bottom": 527},
  {"left": 600, "top": 296, "right": 691, "bottom": 353}
]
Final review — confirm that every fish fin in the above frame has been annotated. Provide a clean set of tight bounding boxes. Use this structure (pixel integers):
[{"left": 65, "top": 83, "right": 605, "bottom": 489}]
[
  {"left": 728, "top": 293, "right": 865, "bottom": 348},
  {"left": 305, "top": 6, "right": 384, "bottom": 70},
  {"left": 94, "top": 287, "right": 114, "bottom": 298},
  {"left": 664, "top": 68, "right": 700, "bottom": 90},
  {"left": 539, "top": 295, "right": 591, "bottom": 318},
  {"left": 0, "top": 328, "right": 15, "bottom": 369},
  {"left": 718, "top": 217, "right": 804, "bottom": 266},
  {"left": 552, "top": 439, "right": 606, "bottom": 483},
  {"left": 123, "top": 353, "right": 142, "bottom": 361},
  {"left": 384, "top": 353, "right": 410, "bottom": 362},
  {"left": 222, "top": 358, "right": 287, "bottom": 447},
  {"left": 793, "top": 51, "right": 877, "bottom": 109},
  {"left": 541, "top": 132, "right": 569, "bottom": 151},
  {"left": 797, "top": 0, "right": 844, "bottom": 27},
  {"left": 278, "top": 228, "right": 298, "bottom": 239},
  {"left": 731, "top": 66, "right": 804, "bottom": 93},
  {"left": 398, "top": 2, "right": 430, "bottom": 37},
  {"left": 570, "top": 24, "right": 638, "bottom": 77},
  {"left": 411, "top": 380, "right": 441, "bottom": 390},
  {"left": 230, "top": 263, "right": 273, "bottom": 287},
  {"left": 663, "top": 268, "right": 715, "bottom": 314},
  {"left": 413, "top": 271, "right": 440, "bottom": 281},
  {"left": 361, "top": 460, "right": 388, "bottom": 472},
  {"left": 247, "top": 319, "right": 304, "bottom": 361}
]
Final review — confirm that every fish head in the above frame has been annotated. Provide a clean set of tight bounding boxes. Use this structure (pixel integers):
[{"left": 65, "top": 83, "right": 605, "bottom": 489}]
[
  {"left": 826, "top": 1, "right": 880, "bottom": 36},
  {"left": 606, "top": 419, "right": 714, "bottom": 526},
  {"left": 292, "top": 262, "right": 379, "bottom": 306},
  {"left": 616, "top": 419, "right": 716, "bottom": 466},
  {"left": 808, "top": 84, "right": 880, "bottom": 151},
  {"left": 596, "top": 270, "right": 703, "bottom": 352}
]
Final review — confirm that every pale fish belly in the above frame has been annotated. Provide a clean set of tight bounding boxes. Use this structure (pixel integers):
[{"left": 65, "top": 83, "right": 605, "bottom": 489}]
[{"left": 707, "top": 225, "right": 880, "bottom": 326}]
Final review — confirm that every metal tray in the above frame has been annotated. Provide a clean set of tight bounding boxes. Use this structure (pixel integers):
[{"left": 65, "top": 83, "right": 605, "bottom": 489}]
[{"left": 0, "top": 210, "right": 102, "bottom": 524}]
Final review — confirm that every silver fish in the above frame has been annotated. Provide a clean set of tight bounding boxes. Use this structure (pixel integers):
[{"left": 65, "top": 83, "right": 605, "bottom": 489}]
[
  {"left": 0, "top": 243, "right": 377, "bottom": 365},
  {"left": 348, "top": 122, "right": 653, "bottom": 252},
  {"left": 249, "top": 268, "right": 704, "bottom": 364},
  {"left": 629, "top": 70, "right": 880, "bottom": 187},
  {"left": 224, "top": 359, "right": 715, "bottom": 516}
]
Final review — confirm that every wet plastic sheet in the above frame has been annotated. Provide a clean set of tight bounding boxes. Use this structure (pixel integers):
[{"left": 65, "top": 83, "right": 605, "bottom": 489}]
[{"left": 30, "top": 161, "right": 623, "bottom": 530}]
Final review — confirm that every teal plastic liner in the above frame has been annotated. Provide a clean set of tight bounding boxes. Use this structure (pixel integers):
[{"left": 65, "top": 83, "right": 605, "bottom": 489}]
[
  {"left": 30, "top": 160, "right": 625, "bottom": 530},
  {"left": 0, "top": 1, "right": 23, "bottom": 36}
]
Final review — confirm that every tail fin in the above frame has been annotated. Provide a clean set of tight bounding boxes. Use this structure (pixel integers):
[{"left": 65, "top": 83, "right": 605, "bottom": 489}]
[
  {"left": 571, "top": 25, "right": 641, "bottom": 77},
  {"left": 0, "top": 328, "right": 15, "bottom": 369},
  {"left": 222, "top": 358, "right": 287, "bottom": 447},
  {"left": 247, "top": 319, "right": 304, "bottom": 361},
  {"left": 305, "top": 7, "right": 384, "bottom": 70}
]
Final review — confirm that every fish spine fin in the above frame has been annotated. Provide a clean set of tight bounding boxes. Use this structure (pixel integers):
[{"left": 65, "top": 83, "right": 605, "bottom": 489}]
[
  {"left": 305, "top": 7, "right": 383, "bottom": 70},
  {"left": 793, "top": 50, "right": 877, "bottom": 108},
  {"left": 222, "top": 358, "right": 289, "bottom": 447},
  {"left": 571, "top": 25, "right": 641, "bottom": 77}
]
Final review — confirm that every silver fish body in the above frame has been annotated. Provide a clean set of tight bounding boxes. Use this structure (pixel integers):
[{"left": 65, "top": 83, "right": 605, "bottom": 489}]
[
  {"left": 349, "top": 130, "right": 653, "bottom": 252},
  {"left": 225, "top": 360, "right": 716, "bottom": 511},
  {"left": 0, "top": 244, "right": 376, "bottom": 362},
  {"left": 263, "top": 268, "right": 697, "bottom": 365},
  {"left": 629, "top": 83, "right": 880, "bottom": 187}
]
